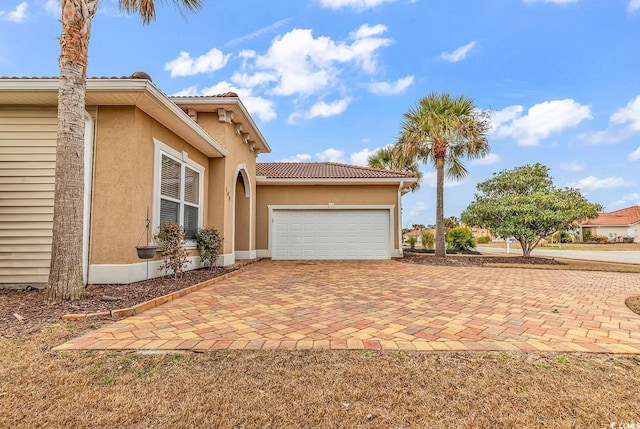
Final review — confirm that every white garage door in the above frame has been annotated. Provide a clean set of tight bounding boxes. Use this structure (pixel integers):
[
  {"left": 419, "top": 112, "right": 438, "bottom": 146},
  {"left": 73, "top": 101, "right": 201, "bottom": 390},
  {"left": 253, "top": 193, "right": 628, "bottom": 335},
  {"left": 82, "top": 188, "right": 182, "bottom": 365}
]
[{"left": 272, "top": 209, "right": 390, "bottom": 260}]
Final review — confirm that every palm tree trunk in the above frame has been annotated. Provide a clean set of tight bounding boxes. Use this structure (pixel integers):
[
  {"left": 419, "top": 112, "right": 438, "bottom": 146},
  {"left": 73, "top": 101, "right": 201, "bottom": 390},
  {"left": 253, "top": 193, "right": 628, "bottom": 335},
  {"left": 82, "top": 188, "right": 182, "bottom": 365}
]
[
  {"left": 47, "top": 0, "right": 97, "bottom": 303},
  {"left": 435, "top": 157, "right": 446, "bottom": 257}
]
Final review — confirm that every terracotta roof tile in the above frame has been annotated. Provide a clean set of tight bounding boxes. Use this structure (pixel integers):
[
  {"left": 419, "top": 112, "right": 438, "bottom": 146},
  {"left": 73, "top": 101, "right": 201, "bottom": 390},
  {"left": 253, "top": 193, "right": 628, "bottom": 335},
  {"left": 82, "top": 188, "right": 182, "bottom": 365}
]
[
  {"left": 256, "top": 162, "right": 416, "bottom": 179},
  {"left": 581, "top": 206, "right": 640, "bottom": 226}
]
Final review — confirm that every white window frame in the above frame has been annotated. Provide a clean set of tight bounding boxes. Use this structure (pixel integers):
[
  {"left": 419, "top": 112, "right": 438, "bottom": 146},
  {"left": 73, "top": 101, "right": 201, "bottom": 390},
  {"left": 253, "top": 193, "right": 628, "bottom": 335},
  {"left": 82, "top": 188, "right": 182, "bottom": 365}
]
[{"left": 152, "top": 139, "right": 204, "bottom": 247}]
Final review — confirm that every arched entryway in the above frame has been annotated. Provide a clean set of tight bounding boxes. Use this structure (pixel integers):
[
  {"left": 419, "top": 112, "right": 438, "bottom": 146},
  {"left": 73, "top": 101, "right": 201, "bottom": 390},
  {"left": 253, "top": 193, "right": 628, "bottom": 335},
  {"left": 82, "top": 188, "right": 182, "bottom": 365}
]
[{"left": 233, "top": 165, "right": 252, "bottom": 260}]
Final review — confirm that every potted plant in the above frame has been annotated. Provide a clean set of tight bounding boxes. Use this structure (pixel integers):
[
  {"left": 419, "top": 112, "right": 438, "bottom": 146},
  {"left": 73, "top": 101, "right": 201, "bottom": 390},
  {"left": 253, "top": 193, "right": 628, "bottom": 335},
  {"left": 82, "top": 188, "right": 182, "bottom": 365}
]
[{"left": 136, "top": 207, "right": 158, "bottom": 259}]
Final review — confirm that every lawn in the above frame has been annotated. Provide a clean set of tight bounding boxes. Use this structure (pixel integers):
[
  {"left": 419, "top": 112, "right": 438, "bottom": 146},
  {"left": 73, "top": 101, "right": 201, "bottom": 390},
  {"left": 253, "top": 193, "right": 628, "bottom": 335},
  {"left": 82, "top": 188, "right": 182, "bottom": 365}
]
[{"left": 2, "top": 323, "right": 640, "bottom": 428}]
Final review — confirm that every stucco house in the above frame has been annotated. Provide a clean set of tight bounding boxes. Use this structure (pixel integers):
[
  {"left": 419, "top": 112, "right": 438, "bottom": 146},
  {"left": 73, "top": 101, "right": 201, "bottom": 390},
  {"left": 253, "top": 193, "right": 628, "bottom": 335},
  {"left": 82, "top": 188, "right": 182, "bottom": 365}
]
[
  {"left": 0, "top": 74, "right": 415, "bottom": 287},
  {"left": 580, "top": 206, "right": 640, "bottom": 243}
]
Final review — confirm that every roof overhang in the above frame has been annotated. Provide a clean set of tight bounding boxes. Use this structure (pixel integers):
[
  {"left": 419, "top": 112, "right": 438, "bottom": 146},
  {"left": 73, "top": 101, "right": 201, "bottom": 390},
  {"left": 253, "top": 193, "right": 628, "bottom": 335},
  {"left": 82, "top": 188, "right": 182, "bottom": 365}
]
[
  {"left": 0, "top": 78, "right": 228, "bottom": 158},
  {"left": 171, "top": 96, "right": 271, "bottom": 154},
  {"left": 256, "top": 176, "right": 418, "bottom": 192}
]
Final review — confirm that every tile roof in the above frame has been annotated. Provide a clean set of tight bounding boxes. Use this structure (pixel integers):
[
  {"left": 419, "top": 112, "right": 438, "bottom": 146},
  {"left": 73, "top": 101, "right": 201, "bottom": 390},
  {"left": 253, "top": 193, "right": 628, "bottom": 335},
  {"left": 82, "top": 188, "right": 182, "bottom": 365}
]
[
  {"left": 256, "top": 162, "right": 416, "bottom": 179},
  {"left": 581, "top": 206, "right": 640, "bottom": 226}
]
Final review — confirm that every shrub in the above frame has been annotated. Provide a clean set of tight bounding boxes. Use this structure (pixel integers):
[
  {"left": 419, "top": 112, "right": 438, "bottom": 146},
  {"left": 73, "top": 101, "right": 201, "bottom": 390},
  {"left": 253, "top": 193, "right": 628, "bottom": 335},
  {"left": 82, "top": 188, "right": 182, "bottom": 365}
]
[
  {"left": 421, "top": 230, "right": 435, "bottom": 250},
  {"left": 154, "top": 223, "right": 190, "bottom": 278},
  {"left": 582, "top": 230, "right": 592, "bottom": 242},
  {"left": 592, "top": 235, "right": 609, "bottom": 244},
  {"left": 407, "top": 235, "right": 417, "bottom": 250},
  {"left": 446, "top": 227, "right": 476, "bottom": 252},
  {"left": 196, "top": 227, "right": 223, "bottom": 270},
  {"left": 477, "top": 236, "right": 490, "bottom": 244}
]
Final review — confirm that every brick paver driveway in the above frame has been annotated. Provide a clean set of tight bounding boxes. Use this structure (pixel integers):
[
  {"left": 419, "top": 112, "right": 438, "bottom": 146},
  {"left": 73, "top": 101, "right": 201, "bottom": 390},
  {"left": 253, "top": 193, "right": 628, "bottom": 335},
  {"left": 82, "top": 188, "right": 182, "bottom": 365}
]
[{"left": 56, "top": 260, "right": 640, "bottom": 353}]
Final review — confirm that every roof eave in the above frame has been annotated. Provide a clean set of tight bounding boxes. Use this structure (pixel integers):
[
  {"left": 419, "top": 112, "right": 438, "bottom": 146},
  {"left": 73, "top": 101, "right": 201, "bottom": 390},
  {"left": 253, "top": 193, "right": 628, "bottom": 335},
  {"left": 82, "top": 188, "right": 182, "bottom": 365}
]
[
  {"left": 171, "top": 96, "right": 271, "bottom": 154},
  {"left": 256, "top": 177, "right": 418, "bottom": 190},
  {"left": 0, "top": 78, "right": 229, "bottom": 158}
]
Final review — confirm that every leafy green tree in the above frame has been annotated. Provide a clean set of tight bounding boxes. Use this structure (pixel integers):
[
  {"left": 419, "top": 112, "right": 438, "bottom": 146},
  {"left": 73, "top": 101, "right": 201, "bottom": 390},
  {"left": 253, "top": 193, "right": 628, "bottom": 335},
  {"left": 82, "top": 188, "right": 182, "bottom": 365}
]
[
  {"left": 397, "top": 92, "right": 491, "bottom": 257},
  {"left": 446, "top": 227, "right": 476, "bottom": 252},
  {"left": 48, "top": 0, "right": 202, "bottom": 303},
  {"left": 444, "top": 216, "right": 460, "bottom": 231},
  {"left": 368, "top": 146, "right": 423, "bottom": 192},
  {"left": 411, "top": 223, "right": 426, "bottom": 230},
  {"left": 461, "top": 163, "right": 602, "bottom": 257}
]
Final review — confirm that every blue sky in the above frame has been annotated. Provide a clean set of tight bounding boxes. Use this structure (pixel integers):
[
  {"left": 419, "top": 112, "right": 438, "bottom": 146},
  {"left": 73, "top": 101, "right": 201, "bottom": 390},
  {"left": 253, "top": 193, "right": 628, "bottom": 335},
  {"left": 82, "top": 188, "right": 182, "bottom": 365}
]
[{"left": 2, "top": 0, "right": 639, "bottom": 227}]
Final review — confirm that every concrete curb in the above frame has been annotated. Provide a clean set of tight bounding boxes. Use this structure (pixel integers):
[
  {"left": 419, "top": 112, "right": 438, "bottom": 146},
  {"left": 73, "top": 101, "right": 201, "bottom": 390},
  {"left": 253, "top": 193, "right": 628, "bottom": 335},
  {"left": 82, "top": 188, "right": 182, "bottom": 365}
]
[{"left": 61, "top": 259, "right": 260, "bottom": 322}]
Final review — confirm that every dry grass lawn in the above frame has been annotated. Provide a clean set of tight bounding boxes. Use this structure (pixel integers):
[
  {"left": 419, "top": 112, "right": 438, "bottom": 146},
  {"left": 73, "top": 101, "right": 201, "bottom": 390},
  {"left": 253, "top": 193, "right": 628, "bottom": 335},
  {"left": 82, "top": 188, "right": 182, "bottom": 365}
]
[{"left": 2, "top": 323, "right": 640, "bottom": 428}]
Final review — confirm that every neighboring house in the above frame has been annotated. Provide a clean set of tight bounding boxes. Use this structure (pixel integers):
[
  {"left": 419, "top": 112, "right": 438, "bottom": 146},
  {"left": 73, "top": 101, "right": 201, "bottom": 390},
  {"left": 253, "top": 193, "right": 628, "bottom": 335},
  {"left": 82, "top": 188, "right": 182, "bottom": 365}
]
[
  {"left": 469, "top": 226, "right": 494, "bottom": 241},
  {"left": 0, "top": 75, "right": 416, "bottom": 286},
  {"left": 580, "top": 206, "right": 640, "bottom": 243},
  {"left": 402, "top": 228, "right": 436, "bottom": 247}
]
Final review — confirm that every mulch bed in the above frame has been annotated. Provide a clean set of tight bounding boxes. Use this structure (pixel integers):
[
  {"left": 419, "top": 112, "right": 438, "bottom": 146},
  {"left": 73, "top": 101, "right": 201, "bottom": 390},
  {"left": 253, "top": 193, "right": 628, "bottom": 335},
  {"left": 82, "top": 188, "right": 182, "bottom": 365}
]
[
  {"left": 400, "top": 250, "right": 566, "bottom": 267},
  {"left": 0, "top": 268, "right": 233, "bottom": 338}
]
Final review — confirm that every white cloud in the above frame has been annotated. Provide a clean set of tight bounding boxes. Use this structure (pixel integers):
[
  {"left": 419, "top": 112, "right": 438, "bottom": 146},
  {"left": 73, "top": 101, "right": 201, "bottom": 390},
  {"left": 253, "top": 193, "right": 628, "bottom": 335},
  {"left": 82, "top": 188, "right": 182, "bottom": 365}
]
[
  {"left": 318, "top": 0, "right": 398, "bottom": 10},
  {"left": 559, "top": 161, "right": 585, "bottom": 171},
  {"left": 610, "top": 94, "right": 640, "bottom": 131},
  {"left": 44, "top": 0, "right": 59, "bottom": 17},
  {"left": 231, "top": 71, "right": 277, "bottom": 88},
  {"left": 569, "top": 176, "right": 633, "bottom": 191},
  {"left": 225, "top": 18, "right": 292, "bottom": 47},
  {"left": 629, "top": 145, "right": 640, "bottom": 161},
  {"left": 164, "top": 48, "right": 231, "bottom": 77},
  {"left": 289, "top": 97, "right": 353, "bottom": 122},
  {"left": 1, "top": 2, "right": 27, "bottom": 23},
  {"left": 277, "top": 154, "right": 312, "bottom": 162},
  {"left": 629, "top": 0, "right": 640, "bottom": 12},
  {"left": 349, "top": 147, "right": 380, "bottom": 166},
  {"left": 470, "top": 153, "right": 500, "bottom": 166},
  {"left": 407, "top": 201, "right": 428, "bottom": 217},
  {"left": 245, "top": 25, "right": 391, "bottom": 97},
  {"left": 316, "top": 148, "right": 346, "bottom": 163},
  {"left": 491, "top": 99, "right": 592, "bottom": 146},
  {"left": 440, "top": 41, "right": 478, "bottom": 63},
  {"left": 367, "top": 75, "right": 414, "bottom": 95}
]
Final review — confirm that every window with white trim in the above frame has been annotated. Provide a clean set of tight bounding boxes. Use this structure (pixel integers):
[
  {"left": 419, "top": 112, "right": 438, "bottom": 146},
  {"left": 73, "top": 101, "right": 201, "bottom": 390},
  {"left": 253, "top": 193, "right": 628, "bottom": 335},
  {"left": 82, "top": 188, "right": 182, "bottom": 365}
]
[{"left": 158, "top": 152, "right": 201, "bottom": 240}]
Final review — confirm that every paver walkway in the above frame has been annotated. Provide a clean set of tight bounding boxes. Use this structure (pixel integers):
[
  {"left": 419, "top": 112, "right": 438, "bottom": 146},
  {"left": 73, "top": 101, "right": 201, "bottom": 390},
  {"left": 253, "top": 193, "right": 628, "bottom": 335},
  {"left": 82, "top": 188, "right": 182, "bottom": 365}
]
[{"left": 56, "top": 260, "right": 640, "bottom": 353}]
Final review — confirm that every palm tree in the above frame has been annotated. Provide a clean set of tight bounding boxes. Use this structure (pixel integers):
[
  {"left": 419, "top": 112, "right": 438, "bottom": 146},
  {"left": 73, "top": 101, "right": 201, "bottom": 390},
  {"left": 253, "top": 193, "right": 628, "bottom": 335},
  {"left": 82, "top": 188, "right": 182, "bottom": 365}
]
[
  {"left": 367, "top": 146, "right": 423, "bottom": 192},
  {"left": 397, "top": 92, "right": 491, "bottom": 257},
  {"left": 48, "top": 0, "right": 202, "bottom": 303}
]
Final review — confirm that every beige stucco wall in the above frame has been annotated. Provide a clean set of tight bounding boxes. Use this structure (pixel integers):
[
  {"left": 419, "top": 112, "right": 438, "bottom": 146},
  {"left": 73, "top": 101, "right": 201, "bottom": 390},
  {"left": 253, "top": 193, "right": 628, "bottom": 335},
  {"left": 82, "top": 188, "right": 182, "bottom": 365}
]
[
  {"left": 196, "top": 112, "right": 257, "bottom": 256},
  {"left": 90, "top": 106, "right": 210, "bottom": 265},
  {"left": 584, "top": 225, "right": 639, "bottom": 241},
  {"left": 255, "top": 184, "right": 401, "bottom": 251}
]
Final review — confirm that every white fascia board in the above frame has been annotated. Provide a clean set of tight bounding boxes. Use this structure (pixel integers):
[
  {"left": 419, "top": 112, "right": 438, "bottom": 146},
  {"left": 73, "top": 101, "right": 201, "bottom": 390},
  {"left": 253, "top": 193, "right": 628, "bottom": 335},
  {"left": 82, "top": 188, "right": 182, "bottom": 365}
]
[{"left": 171, "top": 96, "right": 271, "bottom": 154}]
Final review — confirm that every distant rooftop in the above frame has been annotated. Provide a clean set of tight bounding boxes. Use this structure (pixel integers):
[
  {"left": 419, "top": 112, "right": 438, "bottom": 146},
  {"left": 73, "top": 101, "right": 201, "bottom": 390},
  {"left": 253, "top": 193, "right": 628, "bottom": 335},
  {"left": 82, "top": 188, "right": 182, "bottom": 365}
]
[{"left": 581, "top": 206, "right": 640, "bottom": 226}]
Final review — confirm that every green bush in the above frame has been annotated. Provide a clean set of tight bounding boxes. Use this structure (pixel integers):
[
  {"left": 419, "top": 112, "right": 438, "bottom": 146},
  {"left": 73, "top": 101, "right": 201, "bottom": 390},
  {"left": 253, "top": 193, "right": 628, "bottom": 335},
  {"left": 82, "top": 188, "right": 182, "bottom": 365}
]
[
  {"left": 477, "top": 236, "right": 490, "bottom": 244},
  {"left": 407, "top": 235, "right": 417, "bottom": 249},
  {"left": 196, "top": 227, "right": 223, "bottom": 270},
  {"left": 446, "top": 227, "right": 476, "bottom": 252},
  {"left": 582, "top": 230, "right": 592, "bottom": 242},
  {"left": 421, "top": 230, "right": 435, "bottom": 250},
  {"left": 155, "top": 223, "right": 191, "bottom": 278}
]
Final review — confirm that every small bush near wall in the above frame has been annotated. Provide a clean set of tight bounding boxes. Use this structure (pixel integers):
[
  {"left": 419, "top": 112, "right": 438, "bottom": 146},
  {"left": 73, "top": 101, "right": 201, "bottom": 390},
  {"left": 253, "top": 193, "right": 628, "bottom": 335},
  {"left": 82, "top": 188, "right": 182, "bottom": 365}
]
[
  {"left": 421, "top": 230, "right": 435, "bottom": 250},
  {"left": 582, "top": 230, "right": 592, "bottom": 242},
  {"left": 196, "top": 227, "right": 223, "bottom": 270},
  {"left": 446, "top": 227, "right": 476, "bottom": 252},
  {"left": 476, "top": 236, "right": 491, "bottom": 244},
  {"left": 155, "top": 223, "right": 191, "bottom": 279},
  {"left": 407, "top": 235, "right": 417, "bottom": 250}
]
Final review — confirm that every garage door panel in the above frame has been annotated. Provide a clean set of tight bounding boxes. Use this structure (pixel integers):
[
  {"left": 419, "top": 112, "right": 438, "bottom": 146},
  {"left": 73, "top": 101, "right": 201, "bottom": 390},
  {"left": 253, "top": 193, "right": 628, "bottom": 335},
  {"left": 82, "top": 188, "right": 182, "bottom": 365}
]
[{"left": 272, "top": 209, "right": 390, "bottom": 260}]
